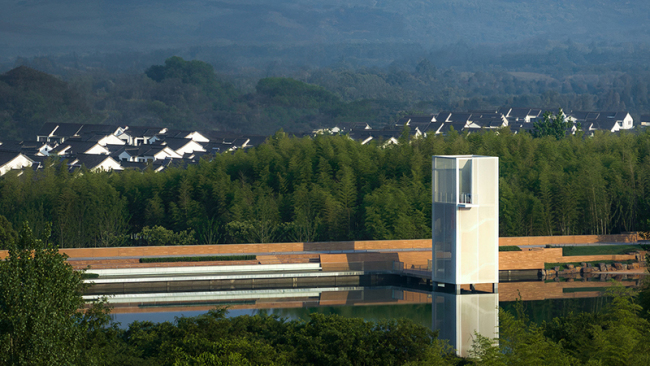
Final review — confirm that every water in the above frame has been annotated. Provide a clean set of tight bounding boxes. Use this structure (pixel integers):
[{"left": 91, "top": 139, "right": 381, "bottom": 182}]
[
  {"left": 105, "top": 278, "right": 643, "bottom": 356},
  {"left": 109, "top": 280, "right": 626, "bottom": 329}
]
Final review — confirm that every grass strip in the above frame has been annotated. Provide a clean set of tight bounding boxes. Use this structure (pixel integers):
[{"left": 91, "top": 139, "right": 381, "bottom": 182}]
[
  {"left": 81, "top": 273, "right": 99, "bottom": 279},
  {"left": 562, "top": 244, "right": 647, "bottom": 256},
  {"left": 499, "top": 246, "right": 522, "bottom": 252},
  {"left": 140, "top": 255, "right": 256, "bottom": 263},
  {"left": 563, "top": 287, "right": 610, "bottom": 293},
  {"left": 544, "top": 259, "right": 635, "bottom": 271}
]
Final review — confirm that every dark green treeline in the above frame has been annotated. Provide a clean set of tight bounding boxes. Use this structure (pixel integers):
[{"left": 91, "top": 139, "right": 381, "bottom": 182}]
[{"left": 2, "top": 129, "right": 650, "bottom": 248}]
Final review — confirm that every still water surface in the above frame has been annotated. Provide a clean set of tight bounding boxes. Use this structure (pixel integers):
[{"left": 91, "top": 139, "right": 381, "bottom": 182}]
[
  {"left": 107, "top": 279, "right": 637, "bottom": 356},
  {"left": 110, "top": 283, "right": 618, "bottom": 329}
]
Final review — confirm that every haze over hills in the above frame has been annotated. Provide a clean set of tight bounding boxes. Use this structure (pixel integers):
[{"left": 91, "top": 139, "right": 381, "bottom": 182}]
[
  {"left": 2, "top": 0, "right": 650, "bottom": 60},
  {"left": 2, "top": 1, "right": 650, "bottom": 139}
]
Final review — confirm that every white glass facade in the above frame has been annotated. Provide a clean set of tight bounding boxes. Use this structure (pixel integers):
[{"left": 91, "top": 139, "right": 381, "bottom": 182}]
[{"left": 432, "top": 156, "right": 499, "bottom": 286}]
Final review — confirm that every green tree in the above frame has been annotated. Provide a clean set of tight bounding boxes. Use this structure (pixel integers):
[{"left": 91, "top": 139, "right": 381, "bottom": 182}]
[
  {"left": 0, "top": 214, "right": 18, "bottom": 249},
  {"left": 0, "top": 223, "right": 96, "bottom": 365},
  {"left": 533, "top": 108, "right": 571, "bottom": 140},
  {"left": 138, "top": 225, "right": 196, "bottom": 246}
]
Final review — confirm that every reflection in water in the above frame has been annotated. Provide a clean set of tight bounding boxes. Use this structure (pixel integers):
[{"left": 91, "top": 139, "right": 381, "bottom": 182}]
[
  {"left": 433, "top": 292, "right": 499, "bottom": 357},
  {"left": 108, "top": 278, "right": 643, "bottom": 354}
]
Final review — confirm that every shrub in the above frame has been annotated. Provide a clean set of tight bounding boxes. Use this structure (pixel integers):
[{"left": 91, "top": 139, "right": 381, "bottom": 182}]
[
  {"left": 137, "top": 225, "right": 196, "bottom": 246},
  {"left": 499, "top": 246, "right": 522, "bottom": 252}
]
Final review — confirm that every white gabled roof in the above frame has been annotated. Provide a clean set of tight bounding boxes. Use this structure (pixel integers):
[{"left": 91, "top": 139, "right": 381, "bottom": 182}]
[{"left": 0, "top": 152, "right": 34, "bottom": 176}]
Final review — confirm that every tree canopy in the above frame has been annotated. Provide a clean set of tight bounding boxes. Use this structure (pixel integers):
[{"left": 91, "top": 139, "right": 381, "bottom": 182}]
[
  {"left": 0, "top": 223, "right": 108, "bottom": 365},
  {"left": 533, "top": 108, "right": 572, "bottom": 139}
]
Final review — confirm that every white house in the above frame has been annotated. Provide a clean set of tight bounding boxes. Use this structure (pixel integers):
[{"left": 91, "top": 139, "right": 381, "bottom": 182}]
[
  {"left": 94, "top": 134, "right": 126, "bottom": 146},
  {"left": 133, "top": 145, "right": 182, "bottom": 162},
  {"left": 158, "top": 137, "right": 206, "bottom": 156},
  {"left": 69, "top": 154, "right": 123, "bottom": 172},
  {"left": 568, "top": 111, "right": 634, "bottom": 132},
  {"left": 0, "top": 151, "right": 34, "bottom": 176},
  {"left": 51, "top": 141, "right": 110, "bottom": 156},
  {"left": 118, "top": 126, "right": 168, "bottom": 146}
]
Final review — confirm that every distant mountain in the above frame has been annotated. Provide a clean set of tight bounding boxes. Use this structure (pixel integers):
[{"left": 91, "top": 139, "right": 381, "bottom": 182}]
[{"left": 1, "top": 0, "right": 649, "bottom": 58}]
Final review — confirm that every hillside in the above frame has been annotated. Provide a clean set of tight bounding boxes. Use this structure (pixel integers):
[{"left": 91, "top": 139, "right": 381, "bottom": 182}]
[{"left": 0, "top": 66, "right": 93, "bottom": 140}]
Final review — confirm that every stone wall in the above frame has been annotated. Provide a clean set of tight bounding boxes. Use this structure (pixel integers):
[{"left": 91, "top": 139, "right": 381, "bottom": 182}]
[
  {"left": 499, "top": 233, "right": 637, "bottom": 246},
  {"left": 0, "top": 233, "right": 638, "bottom": 262},
  {"left": 323, "top": 248, "right": 640, "bottom": 272}
]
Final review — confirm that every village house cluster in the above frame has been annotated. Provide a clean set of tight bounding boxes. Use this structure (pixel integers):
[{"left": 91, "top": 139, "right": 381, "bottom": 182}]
[
  {"left": 321, "top": 108, "right": 642, "bottom": 146},
  {"left": 0, "top": 123, "right": 267, "bottom": 175},
  {"left": 0, "top": 108, "right": 646, "bottom": 176}
]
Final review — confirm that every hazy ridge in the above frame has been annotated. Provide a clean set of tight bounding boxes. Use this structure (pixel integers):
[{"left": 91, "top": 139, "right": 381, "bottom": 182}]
[{"left": 2, "top": 0, "right": 650, "bottom": 58}]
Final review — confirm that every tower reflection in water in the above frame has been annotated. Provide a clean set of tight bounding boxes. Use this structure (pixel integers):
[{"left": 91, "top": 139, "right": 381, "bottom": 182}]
[{"left": 433, "top": 291, "right": 499, "bottom": 357}]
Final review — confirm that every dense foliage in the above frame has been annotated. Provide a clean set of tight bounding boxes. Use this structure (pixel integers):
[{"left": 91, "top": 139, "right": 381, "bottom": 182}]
[
  {"left": 0, "top": 223, "right": 109, "bottom": 365},
  {"left": 0, "top": 66, "right": 96, "bottom": 140},
  {"left": 0, "top": 60, "right": 384, "bottom": 139},
  {"left": 2, "top": 129, "right": 650, "bottom": 248}
]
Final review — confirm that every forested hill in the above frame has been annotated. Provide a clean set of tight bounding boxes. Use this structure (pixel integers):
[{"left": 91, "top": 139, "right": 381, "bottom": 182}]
[
  {"left": 0, "top": 66, "right": 94, "bottom": 140},
  {"left": 0, "top": 59, "right": 388, "bottom": 139}
]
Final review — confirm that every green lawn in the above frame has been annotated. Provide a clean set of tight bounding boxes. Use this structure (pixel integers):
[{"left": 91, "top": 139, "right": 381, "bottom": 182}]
[
  {"left": 139, "top": 255, "right": 257, "bottom": 263},
  {"left": 562, "top": 244, "right": 647, "bottom": 256},
  {"left": 499, "top": 246, "right": 522, "bottom": 252},
  {"left": 563, "top": 287, "right": 610, "bottom": 293}
]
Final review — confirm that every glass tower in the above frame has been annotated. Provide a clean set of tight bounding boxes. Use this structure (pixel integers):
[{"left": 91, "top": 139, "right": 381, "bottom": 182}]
[{"left": 432, "top": 156, "right": 499, "bottom": 293}]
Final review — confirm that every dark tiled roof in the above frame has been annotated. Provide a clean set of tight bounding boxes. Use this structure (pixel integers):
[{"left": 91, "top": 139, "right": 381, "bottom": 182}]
[
  {"left": 244, "top": 135, "right": 268, "bottom": 147},
  {"left": 124, "top": 126, "right": 165, "bottom": 137},
  {"left": 398, "top": 115, "right": 435, "bottom": 124},
  {"left": 0, "top": 140, "right": 25, "bottom": 152},
  {"left": 352, "top": 122, "right": 371, "bottom": 130},
  {"left": 137, "top": 145, "right": 169, "bottom": 156},
  {"left": 202, "top": 142, "right": 236, "bottom": 153},
  {"left": 161, "top": 129, "right": 205, "bottom": 139},
  {"left": 468, "top": 109, "right": 498, "bottom": 114},
  {"left": 71, "top": 153, "right": 114, "bottom": 169},
  {"left": 508, "top": 108, "right": 533, "bottom": 119},
  {"left": 51, "top": 123, "right": 85, "bottom": 137},
  {"left": 79, "top": 124, "right": 122, "bottom": 135},
  {"left": 435, "top": 112, "right": 452, "bottom": 122},
  {"left": 52, "top": 140, "right": 102, "bottom": 155},
  {"left": 439, "top": 122, "right": 468, "bottom": 134},
  {"left": 497, "top": 107, "right": 512, "bottom": 116},
  {"left": 37, "top": 122, "right": 60, "bottom": 137},
  {"left": 428, "top": 122, "right": 445, "bottom": 134},
  {"left": 120, "top": 161, "right": 150, "bottom": 171},
  {"left": 348, "top": 129, "right": 402, "bottom": 141},
  {"left": 568, "top": 111, "right": 590, "bottom": 120},
  {"left": 586, "top": 112, "right": 600, "bottom": 120},
  {"left": 590, "top": 119, "right": 618, "bottom": 131},
  {"left": 447, "top": 113, "right": 472, "bottom": 123}
]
